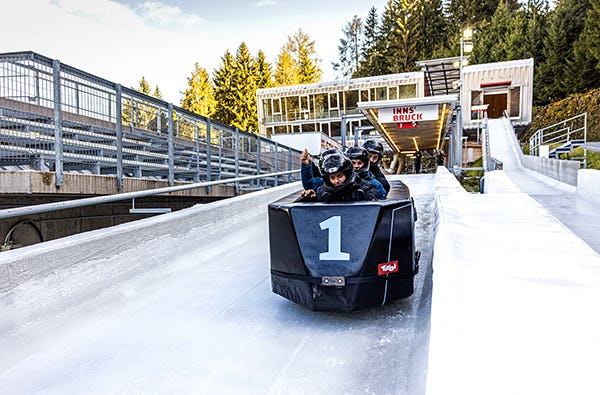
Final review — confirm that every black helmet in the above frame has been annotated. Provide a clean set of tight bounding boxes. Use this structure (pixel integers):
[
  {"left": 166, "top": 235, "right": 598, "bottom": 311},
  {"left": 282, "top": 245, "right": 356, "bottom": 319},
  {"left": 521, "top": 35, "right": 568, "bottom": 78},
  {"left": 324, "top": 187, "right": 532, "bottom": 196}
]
[
  {"left": 362, "top": 139, "right": 384, "bottom": 163},
  {"left": 345, "top": 146, "right": 370, "bottom": 176},
  {"left": 319, "top": 152, "right": 355, "bottom": 191}
]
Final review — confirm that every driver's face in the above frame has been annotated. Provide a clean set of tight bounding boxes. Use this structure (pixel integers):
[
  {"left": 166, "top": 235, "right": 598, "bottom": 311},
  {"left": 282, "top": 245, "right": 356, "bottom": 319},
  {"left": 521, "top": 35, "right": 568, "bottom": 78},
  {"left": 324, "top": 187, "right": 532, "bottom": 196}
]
[{"left": 369, "top": 152, "right": 379, "bottom": 163}]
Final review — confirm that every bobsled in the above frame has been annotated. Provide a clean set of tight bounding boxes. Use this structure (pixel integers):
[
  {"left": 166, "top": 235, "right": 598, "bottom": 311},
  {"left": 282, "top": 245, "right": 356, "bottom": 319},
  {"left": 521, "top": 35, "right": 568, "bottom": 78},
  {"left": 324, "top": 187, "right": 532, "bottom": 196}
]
[{"left": 268, "top": 180, "right": 418, "bottom": 312}]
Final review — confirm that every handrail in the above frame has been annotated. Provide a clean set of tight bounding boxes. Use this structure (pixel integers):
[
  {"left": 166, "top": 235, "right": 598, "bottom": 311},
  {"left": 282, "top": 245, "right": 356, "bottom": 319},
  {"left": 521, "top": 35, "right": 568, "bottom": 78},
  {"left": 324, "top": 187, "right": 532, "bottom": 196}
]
[{"left": 0, "top": 170, "right": 300, "bottom": 220}]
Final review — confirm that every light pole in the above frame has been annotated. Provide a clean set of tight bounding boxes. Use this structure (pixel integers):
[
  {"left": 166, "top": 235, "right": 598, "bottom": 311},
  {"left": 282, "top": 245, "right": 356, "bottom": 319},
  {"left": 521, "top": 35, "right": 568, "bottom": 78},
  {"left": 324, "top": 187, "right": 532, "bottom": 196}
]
[{"left": 454, "top": 28, "right": 473, "bottom": 173}]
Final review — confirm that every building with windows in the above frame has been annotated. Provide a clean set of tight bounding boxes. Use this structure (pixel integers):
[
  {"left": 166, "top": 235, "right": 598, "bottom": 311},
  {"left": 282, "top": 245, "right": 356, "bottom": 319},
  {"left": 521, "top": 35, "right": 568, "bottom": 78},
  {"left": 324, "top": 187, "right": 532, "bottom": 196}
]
[
  {"left": 256, "top": 72, "right": 425, "bottom": 148},
  {"left": 256, "top": 58, "right": 534, "bottom": 167}
]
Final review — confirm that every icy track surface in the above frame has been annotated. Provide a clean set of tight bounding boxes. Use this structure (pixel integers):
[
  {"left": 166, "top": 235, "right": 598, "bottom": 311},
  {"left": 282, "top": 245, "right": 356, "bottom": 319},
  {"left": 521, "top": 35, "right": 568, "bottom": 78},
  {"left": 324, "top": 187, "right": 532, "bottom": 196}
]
[{"left": 0, "top": 175, "right": 436, "bottom": 395}]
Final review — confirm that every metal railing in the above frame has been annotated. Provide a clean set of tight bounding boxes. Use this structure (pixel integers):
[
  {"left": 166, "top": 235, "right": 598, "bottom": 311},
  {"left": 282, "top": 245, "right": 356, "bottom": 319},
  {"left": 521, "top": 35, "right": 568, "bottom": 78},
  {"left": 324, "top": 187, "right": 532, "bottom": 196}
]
[
  {"left": 529, "top": 112, "right": 587, "bottom": 168},
  {"left": 480, "top": 110, "right": 503, "bottom": 171},
  {"left": 0, "top": 51, "right": 301, "bottom": 189},
  {"left": 0, "top": 170, "right": 299, "bottom": 221}
]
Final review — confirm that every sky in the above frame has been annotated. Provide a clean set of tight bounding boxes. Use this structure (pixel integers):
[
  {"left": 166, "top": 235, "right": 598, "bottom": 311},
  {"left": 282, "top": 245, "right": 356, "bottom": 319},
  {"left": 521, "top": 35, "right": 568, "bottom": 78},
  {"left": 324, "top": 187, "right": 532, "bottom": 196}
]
[{"left": 2, "top": 0, "right": 388, "bottom": 104}]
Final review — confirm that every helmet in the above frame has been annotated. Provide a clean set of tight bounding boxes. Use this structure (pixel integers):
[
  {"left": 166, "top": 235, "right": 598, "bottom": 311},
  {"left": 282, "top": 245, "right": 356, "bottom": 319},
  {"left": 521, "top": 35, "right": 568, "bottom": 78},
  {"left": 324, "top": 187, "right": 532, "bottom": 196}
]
[
  {"left": 362, "top": 139, "right": 384, "bottom": 163},
  {"left": 319, "top": 152, "right": 355, "bottom": 191},
  {"left": 345, "top": 146, "right": 370, "bottom": 177}
]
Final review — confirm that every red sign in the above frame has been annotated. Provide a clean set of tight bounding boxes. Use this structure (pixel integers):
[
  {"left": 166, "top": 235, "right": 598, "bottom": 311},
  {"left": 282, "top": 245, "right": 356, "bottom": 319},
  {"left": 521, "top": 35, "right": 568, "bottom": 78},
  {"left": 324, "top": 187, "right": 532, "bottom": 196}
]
[
  {"left": 378, "top": 261, "right": 399, "bottom": 276},
  {"left": 396, "top": 122, "right": 418, "bottom": 129}
]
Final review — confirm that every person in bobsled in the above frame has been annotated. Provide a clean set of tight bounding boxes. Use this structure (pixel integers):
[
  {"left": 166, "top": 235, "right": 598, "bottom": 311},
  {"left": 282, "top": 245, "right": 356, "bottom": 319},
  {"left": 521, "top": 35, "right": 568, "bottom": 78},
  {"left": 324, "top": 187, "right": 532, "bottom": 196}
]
[
  {"left": 299, "top": 148, "right": 337, "bottom": 191},
  {"left": 301, "top": 151, "right": 376, "bottom": 202},
  {"left": 362, "top": 138, "right": 390, "bottom": 193},
  {"left": 345, "top": 146, "right": 387, "bottom": 199}
]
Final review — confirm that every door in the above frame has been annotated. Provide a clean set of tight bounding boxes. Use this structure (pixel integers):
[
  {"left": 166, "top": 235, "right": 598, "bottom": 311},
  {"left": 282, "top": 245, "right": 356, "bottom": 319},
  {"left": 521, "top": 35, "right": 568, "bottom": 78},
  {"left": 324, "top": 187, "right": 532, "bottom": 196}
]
[{"left": 483, "top": 93, "right": 507, "bottom": 118}]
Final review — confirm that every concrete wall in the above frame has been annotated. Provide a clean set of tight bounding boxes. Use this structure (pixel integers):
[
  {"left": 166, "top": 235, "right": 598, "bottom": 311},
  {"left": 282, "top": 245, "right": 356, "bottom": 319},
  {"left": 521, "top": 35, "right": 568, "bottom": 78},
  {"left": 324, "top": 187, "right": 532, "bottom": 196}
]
[
  {"left": 0, "top": 182, "right": 301, "bottom": 332},
  {"left": 520, "top": 155, "right": 580, "bottom": 187}
]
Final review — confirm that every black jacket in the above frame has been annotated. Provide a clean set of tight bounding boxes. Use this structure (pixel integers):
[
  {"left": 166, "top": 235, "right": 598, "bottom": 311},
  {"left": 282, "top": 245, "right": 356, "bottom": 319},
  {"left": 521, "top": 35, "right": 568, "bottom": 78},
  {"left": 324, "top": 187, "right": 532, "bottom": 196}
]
[
  {"left": 370, "top": 165, "right": 390, "bottom": 192},
  {"left": 316, "top": 178, "right": 376, "bottom": 202}
]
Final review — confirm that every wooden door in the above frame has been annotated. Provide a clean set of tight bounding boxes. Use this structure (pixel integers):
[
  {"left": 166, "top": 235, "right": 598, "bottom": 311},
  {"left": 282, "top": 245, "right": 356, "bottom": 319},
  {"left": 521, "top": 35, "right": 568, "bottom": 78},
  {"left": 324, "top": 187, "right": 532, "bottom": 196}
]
[{"left": 483, "top": 93, "right": 507, "bottom": 118}]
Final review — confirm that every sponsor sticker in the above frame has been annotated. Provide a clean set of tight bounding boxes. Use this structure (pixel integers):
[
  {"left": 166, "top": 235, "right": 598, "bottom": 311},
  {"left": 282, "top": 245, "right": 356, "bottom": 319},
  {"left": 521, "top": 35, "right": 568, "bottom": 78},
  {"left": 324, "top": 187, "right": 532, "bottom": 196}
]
[{"left": 378, "top": 260, "right": 399, "bottom": 276}]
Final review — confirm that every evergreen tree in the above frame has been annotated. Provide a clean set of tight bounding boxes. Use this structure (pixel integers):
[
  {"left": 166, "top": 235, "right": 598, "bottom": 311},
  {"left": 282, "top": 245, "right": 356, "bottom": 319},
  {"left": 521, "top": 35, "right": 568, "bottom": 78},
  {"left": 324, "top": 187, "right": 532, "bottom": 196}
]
[
  {"left": 274, "top": 29, "right": 322, "bottom": 85},
  {"left": 153, "top": 85, "right": 162, "bottom": 99},
  {"left": 476, "top": 1, "right": 526, "bottom": 64},
  {"left": 355, "top": 6, "right": 383, "bottom": 77},
  {"left": 418, "top": 0, "right": 449, "bottom": 60},
  {"left": 378, "top": 0, "right": 421, "bottom": 73},
  {"left": 231, "top": 42, "right": 259, "bottom": 132},
  {"left": 181, "top": 62, "right": 216, "bottom": 118},
  {"left": 274, "top": 45, "right": 298, "bottom": 86},
  {"left": 293, "top": 29, "right": 323, "bottom": 83},
  {"left": 255, "top": 50, "right": 273, "bottom": 89},
  {"left": 537, "top": 0, "right": 591, "bottom": 103},
  {"left": 566, "top": 0, "right": 600, "bottom": 93},
  {"left": 213, "top": 50, "right": 238, "bottom": 126},
  {"left": 138, "top": 76, "right": 151, "bottom": 95},
  {"left": 333, "top": 15, "right": 363, "bottom": 79}
]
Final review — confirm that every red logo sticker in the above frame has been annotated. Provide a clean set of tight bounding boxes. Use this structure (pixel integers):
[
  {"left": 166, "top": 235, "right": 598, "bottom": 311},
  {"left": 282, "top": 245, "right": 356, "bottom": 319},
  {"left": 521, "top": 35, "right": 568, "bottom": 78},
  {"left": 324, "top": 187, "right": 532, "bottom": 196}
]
[{"left": 378, "top": 261, "right": 398, "bottom": 275}]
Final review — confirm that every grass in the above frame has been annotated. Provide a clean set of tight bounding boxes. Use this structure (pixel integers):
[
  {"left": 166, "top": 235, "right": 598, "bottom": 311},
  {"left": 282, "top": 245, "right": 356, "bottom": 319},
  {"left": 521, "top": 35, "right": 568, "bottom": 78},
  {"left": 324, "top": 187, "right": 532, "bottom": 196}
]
[{"left": 561, "top": 147, "right": 600, "bottom": 170}]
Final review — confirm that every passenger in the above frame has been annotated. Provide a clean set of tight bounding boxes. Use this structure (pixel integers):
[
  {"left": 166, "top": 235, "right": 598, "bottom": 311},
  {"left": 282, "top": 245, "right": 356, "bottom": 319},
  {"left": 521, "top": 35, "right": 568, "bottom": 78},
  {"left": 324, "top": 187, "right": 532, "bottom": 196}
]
[
  {"left": 362, "top": 139, "right": 391, "bottom": 192},
  {"left": 302, "top": 151, "right": 376, "bottom": 202},
  {"left": 345, "top": 146, "right": 387, "bottom": 199},
  {"left": 299, "top": 148, "right": 323, "bottom": 190},
  {"left": 300, "top": 148, "right": 339, "bottom": 191}
]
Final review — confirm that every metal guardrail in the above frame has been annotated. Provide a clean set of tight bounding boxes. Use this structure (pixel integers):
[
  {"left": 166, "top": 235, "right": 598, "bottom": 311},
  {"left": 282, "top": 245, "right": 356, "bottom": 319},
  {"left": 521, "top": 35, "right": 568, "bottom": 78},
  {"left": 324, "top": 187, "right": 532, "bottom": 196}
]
[
  {"left": 0, "top": 170, "right": 300, "bottom": 220},
  {"left": 0, "top": 51, "right": 302, "bottom": 189},
  {"left": 529, "top": 112, "right": 587, "bottom": 168}
]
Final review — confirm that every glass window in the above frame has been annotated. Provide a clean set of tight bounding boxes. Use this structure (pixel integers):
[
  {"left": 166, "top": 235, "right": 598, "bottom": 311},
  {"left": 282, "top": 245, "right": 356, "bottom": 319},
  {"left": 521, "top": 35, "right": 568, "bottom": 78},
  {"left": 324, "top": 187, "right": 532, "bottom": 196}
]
[
  {"left": 330, "top": 121, "right": 341, "bottom": 137},
  {"left": 398, "top": 84, "right": 417, "bottom": 98},
  {"left": 388, "top": 86, "right": 398, "bottom": 100},
  {"left": 274, "top": 125, "right": 287, "bottom": 134},
  {"left": 329, "top": 92, "right": 339, "bottom": 109},
  {"left": 262, "top": 99, "right": 272, "bottom": 117},
  {"left": 360, "top": 89, "right": 369, "bottom": 101},
  {"left": 471, "top": 90, "right": 482, "bottom": 106},
  {"left": 375, "top": 87, "right": 386, "bottom": 100},
  {"left": 303, "top": 122, "right": 316, "bottom": 132},
  {"left": 509, "top": 87, "right": 521, "bottom": 117},
  {"left": 285, "top": 96, "right": 299, "bottom": 121},
  {"left": 273, "top": 98, "right": 281, "bottom": 114},
  {"left": 314, "top": 93, "right": 327, "bottom": 118},
  {"left": 320, "top": 122, "right": 330, "bottom": 135},
  {"left": 345, "top": 90, "right": 359, "bottom": 113},
  {"left": 300, "top": 95, "right": 309, "bottom": 112}
]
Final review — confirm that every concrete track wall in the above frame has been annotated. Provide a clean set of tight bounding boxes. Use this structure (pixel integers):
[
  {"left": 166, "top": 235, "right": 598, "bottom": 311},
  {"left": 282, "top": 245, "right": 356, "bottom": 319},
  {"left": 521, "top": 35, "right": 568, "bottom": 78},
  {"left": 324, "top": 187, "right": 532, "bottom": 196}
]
[{"left": 0, "top": 182, "right": 301, "bottom": 333}]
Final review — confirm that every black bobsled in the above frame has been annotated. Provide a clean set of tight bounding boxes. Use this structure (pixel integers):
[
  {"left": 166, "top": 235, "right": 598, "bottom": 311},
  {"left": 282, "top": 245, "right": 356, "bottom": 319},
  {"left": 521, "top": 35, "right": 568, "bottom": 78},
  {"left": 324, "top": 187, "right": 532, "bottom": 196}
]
[{"left": 268, "top": 180, "right": 418, "bottom": 312}]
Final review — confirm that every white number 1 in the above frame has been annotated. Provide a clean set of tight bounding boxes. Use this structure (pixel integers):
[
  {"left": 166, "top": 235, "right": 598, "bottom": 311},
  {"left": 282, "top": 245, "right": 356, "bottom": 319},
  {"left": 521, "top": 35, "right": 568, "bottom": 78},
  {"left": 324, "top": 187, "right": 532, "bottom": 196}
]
[{"left": 319, "top": 216, "right": 350, "bottom": 261}]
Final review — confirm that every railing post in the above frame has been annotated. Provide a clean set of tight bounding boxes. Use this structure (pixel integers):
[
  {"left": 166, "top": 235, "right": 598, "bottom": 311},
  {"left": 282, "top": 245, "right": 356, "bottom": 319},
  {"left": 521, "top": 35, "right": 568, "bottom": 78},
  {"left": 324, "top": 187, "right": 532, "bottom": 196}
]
[
  {"left": 235, "top": 128, "right": 240, "bottom": 194},
  {"left": 206, "top": 119, "right": 212, "bottom": 193},
  {"left": 274, "top": 142, "right": 279, "bottom": 187},
  {"left": 584, "top": 112, "right": 588, "bottom": 169},
  {"left": 52, "top": 59, "right": 64, "bottom": 187},
  {"left": 115, "top": 84, "right": 123, "bottom": 190},
  {"left": 218, "top": 131, "right": 223, "bottom": 180},
  {"left": 257, "top": 135, "right": 262, "bottom": 187},
  {"left": 194, "top": 123, "right": 200, "bottom": 182},
  {"left": 168, "top": 103, "right": 174, "bottom": 186},
  {"left": 288, "top": 147, "right": 292, "bottom": 183}
]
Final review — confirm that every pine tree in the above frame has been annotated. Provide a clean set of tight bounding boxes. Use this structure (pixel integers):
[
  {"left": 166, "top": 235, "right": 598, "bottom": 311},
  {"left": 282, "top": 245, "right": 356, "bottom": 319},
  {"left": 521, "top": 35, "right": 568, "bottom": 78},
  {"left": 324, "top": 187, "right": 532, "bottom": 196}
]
[
  {"left": 231, "top": 42, "right": 259, "bottom": 132},
  {"left": 355, "top": 6, "right": 382, "bottom": 77},
  {"left": 418, "top": 0, "right": 449, "bottom": 60},
  {"left": 377, "top": 0, "right": 421, "bottom": 73},
  {"left": 537, "top": 0, "right": 591, "bottom": 103},
  {"left": 181, "top": 62, "right": 216, "bottom": 118},
  {"left": 566, "top": 0, "right": 600, "bottom": 93},
  {"left": 476, "top": 1, "right": 526, "bottom": 64},
  {"left": 213, "top": 50, "right": 237, "bottom": 126},
  {"left": 255, "top": 50, "right": 273, "bottom": 89},
  {"left": 274, "top": 29, "right": 322, "bottom": 85},
  {"left": 153, "top": 85, "right": 162, "bottom": 99},
  {"left": 274, "top": 45, "right": 298, "bottom": 86},
  {"left": 293, "top": 29, "right": 323, "bottom": 83},
  {"left": 333, "top": 15, "right": 362, "bottom": 79}
]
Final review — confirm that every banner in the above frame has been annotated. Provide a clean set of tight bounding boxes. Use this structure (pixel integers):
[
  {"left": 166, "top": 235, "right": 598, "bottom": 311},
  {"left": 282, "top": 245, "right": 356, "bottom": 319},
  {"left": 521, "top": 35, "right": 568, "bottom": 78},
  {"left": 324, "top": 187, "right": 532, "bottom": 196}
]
[{"left": 378, "top": 104, "right": 438, "bottom": 123}]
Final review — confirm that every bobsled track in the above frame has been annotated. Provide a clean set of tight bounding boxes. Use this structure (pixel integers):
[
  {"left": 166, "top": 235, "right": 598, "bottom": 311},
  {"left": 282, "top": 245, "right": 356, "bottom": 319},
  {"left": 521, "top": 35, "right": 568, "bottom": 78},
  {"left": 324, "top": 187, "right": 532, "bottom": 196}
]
[{"left": 1, "top": 118, "right": 600, "bottom": 394}]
